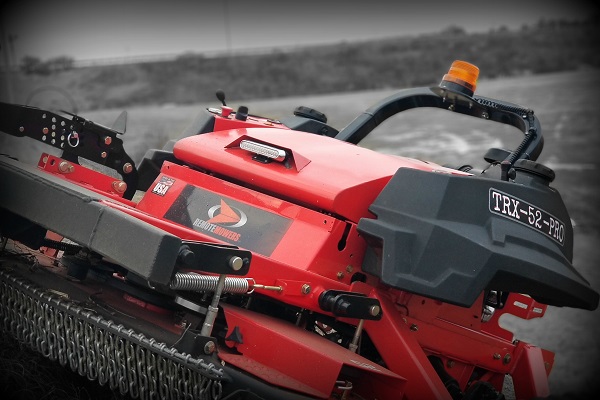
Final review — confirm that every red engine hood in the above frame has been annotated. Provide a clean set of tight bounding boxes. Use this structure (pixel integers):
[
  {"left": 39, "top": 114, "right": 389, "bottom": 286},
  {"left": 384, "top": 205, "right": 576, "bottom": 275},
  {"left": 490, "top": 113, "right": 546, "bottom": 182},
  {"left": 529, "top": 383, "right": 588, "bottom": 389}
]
[{"left": 174, "top": 128, "right": 463, "bottom": 222}]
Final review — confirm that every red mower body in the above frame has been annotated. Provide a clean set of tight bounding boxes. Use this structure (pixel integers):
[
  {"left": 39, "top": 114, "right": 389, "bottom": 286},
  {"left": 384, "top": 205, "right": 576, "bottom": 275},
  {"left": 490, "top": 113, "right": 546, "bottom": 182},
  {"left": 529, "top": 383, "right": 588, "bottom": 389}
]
[{"left": 0, "top": 61, "right": 597, "bottom": 400}]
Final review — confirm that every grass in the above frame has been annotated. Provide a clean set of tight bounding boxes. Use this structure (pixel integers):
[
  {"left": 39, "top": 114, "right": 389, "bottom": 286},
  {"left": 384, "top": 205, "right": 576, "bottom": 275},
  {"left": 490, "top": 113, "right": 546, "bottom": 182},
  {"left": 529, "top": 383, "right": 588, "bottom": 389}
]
[
  {"left": 0, "top": 335, "right": 127, "bottom": 400},
  {"left": 1, "top": 18, "right": 598, "bottom": 112}
]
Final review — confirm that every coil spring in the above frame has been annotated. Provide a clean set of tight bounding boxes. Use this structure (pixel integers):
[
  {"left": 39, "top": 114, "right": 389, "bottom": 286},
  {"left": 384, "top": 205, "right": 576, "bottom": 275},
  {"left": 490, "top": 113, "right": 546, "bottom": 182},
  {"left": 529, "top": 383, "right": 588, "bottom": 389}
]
[
  {"left": 474, "top": 96, "right": 538, "bottom": 163},
  {"left": 41, "top": 238, "right": 82, "bottom": 254},
  {"left": 170, "top": 272, "right": 251, "bottom": 294},
  {"left": 474, "top": 96, "right": 531, "bottom": 116}
]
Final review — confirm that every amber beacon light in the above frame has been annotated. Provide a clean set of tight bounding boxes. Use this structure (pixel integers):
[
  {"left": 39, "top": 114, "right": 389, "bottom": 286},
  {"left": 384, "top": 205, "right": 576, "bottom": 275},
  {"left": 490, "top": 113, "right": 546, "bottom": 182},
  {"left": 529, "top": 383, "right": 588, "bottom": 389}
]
[{"left": 439, "top": 60, "right": 480, "bottom": 97}]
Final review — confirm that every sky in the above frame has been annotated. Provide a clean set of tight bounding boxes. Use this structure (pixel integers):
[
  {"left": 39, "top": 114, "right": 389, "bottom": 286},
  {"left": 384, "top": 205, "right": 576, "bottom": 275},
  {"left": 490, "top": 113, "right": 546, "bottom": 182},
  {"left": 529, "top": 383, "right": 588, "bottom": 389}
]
[{"left": 0, "top": 0, "right": 597, "bottom": 63}]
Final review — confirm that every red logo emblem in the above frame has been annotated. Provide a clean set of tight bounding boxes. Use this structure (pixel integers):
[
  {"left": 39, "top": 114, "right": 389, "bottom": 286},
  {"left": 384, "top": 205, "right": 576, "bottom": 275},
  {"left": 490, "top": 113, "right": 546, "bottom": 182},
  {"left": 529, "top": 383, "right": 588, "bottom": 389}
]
[{"left": 207, "top": 200, "right": 247, "bottom": 228}]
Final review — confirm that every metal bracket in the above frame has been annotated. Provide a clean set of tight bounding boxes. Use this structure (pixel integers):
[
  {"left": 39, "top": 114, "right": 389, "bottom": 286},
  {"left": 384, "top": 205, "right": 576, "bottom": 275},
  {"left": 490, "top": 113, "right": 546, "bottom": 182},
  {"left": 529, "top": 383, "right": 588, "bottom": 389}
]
[
  {"left": 0, "top": 102, "right": 138, "bottom": 199},
  {"left": 177, "top": 240, "right": 251, "bottom": 276},
  {"left": 318, "top": 290, "right": 382, "bottom": 320}
]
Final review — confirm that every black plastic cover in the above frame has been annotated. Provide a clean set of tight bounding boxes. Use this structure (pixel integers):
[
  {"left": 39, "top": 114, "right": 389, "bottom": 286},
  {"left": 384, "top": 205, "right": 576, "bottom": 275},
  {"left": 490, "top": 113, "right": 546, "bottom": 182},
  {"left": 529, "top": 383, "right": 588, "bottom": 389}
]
[
  {"left": 279, "top": 115, "right": 339, "bottom": 137},
  {"left": 136, "top": 109, "right": 215, "bottom": 191},
  {"left": 358, "top": 168, "right": 598, "bottom": 310},
  {"left": 293, "top": 106, "right": 328, "bottom": 123},
  {"left": 0, "top": 155, "right": 180, "bottom": 285},
  {"left": 180, "top": 109, "right": 216, "bottom": 138},
  {"left": 137, "top": 148, "right": 180, "bottom": 191}
]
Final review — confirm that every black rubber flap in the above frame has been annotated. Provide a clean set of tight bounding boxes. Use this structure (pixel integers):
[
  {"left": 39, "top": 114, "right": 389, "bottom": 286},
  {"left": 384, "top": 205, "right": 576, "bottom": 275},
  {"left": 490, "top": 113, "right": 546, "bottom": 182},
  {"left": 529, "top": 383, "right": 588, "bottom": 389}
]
[{"left": 358, "top": 168, "right": 599, "bottom": 310}]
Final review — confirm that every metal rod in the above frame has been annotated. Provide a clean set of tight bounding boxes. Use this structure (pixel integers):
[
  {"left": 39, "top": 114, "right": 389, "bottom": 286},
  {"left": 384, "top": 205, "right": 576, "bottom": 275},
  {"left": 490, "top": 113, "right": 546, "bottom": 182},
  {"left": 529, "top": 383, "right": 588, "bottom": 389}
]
[
  {"left": 252, "top": 283, "right": 283, "bottom": 292},
  {"left": 348, "top": 319, "right": 364, "bottom": 353},
  {"left": 200, "top": 274, "right": 226, "bottom": 337}
]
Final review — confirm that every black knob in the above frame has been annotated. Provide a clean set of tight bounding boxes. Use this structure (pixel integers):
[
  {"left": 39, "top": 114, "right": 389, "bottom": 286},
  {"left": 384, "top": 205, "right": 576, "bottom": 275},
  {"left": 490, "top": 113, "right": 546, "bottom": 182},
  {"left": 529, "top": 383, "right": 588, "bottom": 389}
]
[
  {"left": 294, "top": 106, "right": 327, "bottom": 123},
  {"left": 216, "top": 89, "right": 226, "bottom": 106},
  {"left": 235, "top": 106, "right": 248, "bottom": 121}
]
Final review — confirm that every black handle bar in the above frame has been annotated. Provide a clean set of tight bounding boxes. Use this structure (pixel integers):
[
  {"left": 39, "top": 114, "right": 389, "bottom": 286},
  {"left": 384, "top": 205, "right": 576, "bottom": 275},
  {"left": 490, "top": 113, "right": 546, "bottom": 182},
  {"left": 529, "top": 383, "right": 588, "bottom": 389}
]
[{"left": 334, "top": 86, "right": 543, "bottom": 164}]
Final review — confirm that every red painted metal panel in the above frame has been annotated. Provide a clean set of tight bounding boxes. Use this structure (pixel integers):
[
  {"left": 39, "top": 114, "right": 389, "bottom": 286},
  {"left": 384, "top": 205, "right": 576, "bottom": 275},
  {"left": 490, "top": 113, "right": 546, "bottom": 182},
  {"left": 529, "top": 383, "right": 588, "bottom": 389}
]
[
  {"left": 121, "top": 162, "right": 356, "bottom": 311},
  {"left": 220, "top": 304, "right": 406, "bottom": 399},
  {"left": 510, "top": 343, "right": 551, "bottom": 399},
  {"left": 213, "top": 113, "right": 291, "bottom": 132},
  {"left": 173, "top": 128, "right": 466, "bottom": 222},
  {"left": 37, "top": 153, "right": 134, "bottom": 203}
]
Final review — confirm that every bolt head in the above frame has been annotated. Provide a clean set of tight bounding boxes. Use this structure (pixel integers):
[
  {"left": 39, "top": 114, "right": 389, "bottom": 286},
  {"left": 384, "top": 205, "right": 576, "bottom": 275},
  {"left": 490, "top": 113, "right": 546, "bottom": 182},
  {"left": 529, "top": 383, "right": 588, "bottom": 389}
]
[
  {"left": 204, "top": 341, "right": 216, "bottom": 354},
  {"left": 228, "top": 256, "right": 243, "bottom": 271},
  {"left": 301, "top": 284, "right": 311, "bottom": 295},
  {"left": 112, "top": 181, "right": 127, "bottom": 193},
  {"left": 58, "top": 161, "right": 74, "bottom": 173},
  {"left": 369, "top": 305, "right": 381, "bottom": 317}
]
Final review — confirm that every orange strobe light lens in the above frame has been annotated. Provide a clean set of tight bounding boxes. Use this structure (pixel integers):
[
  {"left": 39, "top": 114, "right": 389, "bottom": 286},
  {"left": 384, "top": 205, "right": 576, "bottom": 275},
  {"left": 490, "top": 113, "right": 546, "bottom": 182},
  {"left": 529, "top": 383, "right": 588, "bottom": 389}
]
[{"left": 440, "top": 60, "right": 479, "bottom": 96}]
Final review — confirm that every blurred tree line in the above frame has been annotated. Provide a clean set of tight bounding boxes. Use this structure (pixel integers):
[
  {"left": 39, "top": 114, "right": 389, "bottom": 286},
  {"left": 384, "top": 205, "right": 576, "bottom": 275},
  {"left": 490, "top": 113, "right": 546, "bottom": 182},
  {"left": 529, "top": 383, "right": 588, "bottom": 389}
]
[
  {"left": 20, "top": 55, "right": 74, "bottom": 75},
  {"left": 12, "top": 16, "right": 600, "bottom": 110}
]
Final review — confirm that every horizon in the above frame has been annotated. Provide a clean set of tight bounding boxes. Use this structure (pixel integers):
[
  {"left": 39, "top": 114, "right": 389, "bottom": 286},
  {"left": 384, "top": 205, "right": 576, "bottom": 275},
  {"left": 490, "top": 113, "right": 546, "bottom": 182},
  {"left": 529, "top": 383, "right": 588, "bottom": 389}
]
[{"left": 1, "top": 0, "right": 597, "bottom": 64}]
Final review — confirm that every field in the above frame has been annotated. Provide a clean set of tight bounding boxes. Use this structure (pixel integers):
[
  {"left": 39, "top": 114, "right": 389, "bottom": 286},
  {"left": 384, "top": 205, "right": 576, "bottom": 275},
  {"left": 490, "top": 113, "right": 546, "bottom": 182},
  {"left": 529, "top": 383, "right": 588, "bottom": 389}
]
[{"left": 1, "top": 69, "right": 599, "bottom": 397}]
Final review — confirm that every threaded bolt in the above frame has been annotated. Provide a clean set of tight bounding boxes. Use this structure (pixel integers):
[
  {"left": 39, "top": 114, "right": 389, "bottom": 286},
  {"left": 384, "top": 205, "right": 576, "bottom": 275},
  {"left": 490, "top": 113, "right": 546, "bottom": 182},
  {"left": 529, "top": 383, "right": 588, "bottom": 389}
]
[{"left": 301, "top": 284, "right": 311, "bottom": 295}]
